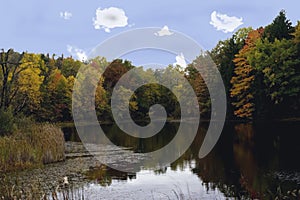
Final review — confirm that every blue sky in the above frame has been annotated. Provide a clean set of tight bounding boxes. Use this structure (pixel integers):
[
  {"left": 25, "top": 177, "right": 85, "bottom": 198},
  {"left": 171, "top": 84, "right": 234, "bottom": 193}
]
[{"left": 1, "top": 0, "right": 299, "bottom": 66}]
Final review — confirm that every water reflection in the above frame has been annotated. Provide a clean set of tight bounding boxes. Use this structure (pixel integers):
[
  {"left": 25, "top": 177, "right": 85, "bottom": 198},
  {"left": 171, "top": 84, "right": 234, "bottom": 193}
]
[
  {"left": 61, "top": 122, "right": 300, "bottom": 199},
  {"left": 85, "top": 165, "right": 136, "bottom": 187},
  {"left": 1, "top": 122, "right": 299, "bottom": 199}
]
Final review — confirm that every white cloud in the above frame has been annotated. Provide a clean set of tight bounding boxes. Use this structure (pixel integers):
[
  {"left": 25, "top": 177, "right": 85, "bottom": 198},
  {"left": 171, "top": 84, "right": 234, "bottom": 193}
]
[
  {"left": 60, "top": 11, "right": 72, "bottom": 20},
  {"left": 154, "top": 26, "right": 174, "bottom": 37},
  {"left": 173, "top": 53, "right": 187, "bottom": 68},
  {"left": 67, "top": 45, "right": 87, "bottom": 61},
  {"left": 93, "top": 7, "right": 128, "bottom": 32},
  {"left": 210, "top": 11, "right": 243, "bottom": 33},
  {"left": 128, "top": 23, "right": 135, "bottom": 28}
]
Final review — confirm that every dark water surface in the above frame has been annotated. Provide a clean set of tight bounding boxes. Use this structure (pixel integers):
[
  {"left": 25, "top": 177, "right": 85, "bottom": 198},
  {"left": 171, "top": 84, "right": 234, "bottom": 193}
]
[{"left": 1, "top": 122, "right": 300, "bottom": 199}]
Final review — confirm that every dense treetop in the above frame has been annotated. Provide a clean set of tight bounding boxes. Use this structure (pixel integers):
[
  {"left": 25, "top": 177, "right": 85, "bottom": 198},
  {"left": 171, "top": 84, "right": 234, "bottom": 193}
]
[{"left": 0, "top": 11, "right": 299, "bottom": 128}]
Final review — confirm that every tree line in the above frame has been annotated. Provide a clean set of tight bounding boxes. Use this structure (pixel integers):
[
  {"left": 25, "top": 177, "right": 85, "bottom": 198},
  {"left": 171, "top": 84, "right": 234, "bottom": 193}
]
[
  {"left": 210, "top": 10, "right": 299, "bottom": 120},
  {"left": 0, "top": 10, "right": 299, "bottom": 131}
]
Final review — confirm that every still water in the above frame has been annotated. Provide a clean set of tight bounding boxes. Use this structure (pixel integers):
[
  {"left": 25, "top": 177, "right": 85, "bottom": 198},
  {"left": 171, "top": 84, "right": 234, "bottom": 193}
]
[{"left": 1, "top": 122, "right": 300, "bottom": 199}]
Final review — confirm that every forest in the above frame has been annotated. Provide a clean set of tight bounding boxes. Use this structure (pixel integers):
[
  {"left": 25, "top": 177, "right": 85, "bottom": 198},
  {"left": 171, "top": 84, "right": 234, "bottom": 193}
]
[
  {"left": 0, "top": 10, "right": 299, "bottom": 200},
  {"left": 0, "top": 10, "right": 299, "bottom": 135}
]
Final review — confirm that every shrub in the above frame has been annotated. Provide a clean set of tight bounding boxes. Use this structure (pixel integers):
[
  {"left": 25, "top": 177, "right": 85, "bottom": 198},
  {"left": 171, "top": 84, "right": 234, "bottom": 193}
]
[{"left": 0, "top": 109, "right": 16, "bottom": 136}]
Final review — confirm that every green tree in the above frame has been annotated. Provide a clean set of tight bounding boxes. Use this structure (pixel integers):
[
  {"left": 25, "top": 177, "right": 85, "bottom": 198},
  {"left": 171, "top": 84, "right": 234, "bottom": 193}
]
[
  {"left": 248, "top": 38, "right": 300, "bottom": 117},
  {"left": 186, "top": 56, "right": 211, "bottom": 118},
  {"left": 72, "top": 57, "right": 110, "bottom": 121},
  {"left": 60, "top": 57, "right": 82, "bottom": 78},
  {"left": 263, "top": 10, "right": 294, "bottom": 42},
  {"left": 113, "top": 86, "right": 138, "bottom": 120}
]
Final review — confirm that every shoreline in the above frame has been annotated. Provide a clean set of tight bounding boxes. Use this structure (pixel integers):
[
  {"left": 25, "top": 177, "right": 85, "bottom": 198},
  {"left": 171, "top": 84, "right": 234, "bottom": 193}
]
[{"left": 57, "top": 117, "right": 300, "bottom": 127}]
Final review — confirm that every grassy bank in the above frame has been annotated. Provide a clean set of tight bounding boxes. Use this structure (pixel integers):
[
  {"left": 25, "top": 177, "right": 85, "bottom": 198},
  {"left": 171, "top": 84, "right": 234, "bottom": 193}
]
[{"left": 0, "top": 124, "right": 65, "bottom": 172}]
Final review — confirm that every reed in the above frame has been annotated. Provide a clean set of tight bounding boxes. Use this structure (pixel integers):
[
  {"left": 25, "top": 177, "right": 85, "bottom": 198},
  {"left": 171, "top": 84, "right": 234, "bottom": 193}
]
[{"left": 0, "top": 124, "right": 65, "bottom": 172}]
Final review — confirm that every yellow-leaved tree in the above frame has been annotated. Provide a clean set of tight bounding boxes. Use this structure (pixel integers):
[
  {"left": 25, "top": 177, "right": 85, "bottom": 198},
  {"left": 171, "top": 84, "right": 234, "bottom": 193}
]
[
  {"left": 0, "top": 49, "right": 44, "bottom": 114},
  {"left": 14, "top": 53, "right": 44, "bottom": 113}
]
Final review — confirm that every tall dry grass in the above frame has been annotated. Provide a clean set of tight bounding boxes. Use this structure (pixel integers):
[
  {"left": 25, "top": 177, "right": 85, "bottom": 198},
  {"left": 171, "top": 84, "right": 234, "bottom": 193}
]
[{"left": 0, "top": 124, "right": 65, "bottom": 172}]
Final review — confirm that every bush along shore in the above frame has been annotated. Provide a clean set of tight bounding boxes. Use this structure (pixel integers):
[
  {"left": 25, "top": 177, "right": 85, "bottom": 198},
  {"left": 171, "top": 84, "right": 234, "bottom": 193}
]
[{"left": 0, "top": 123, "right": 65, "bottom": 172}]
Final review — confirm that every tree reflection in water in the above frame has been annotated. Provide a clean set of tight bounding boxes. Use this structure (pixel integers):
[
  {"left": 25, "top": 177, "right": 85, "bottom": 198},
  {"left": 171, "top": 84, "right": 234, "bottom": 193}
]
[{"left": 62, "top": 121, "right": 300, "bottom": 199}]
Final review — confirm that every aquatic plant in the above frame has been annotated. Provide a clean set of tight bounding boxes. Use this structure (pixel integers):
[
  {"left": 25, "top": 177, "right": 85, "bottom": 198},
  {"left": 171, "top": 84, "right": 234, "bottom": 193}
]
[{"left": 0, "top": 124, "right": 65, "bottom": 172}]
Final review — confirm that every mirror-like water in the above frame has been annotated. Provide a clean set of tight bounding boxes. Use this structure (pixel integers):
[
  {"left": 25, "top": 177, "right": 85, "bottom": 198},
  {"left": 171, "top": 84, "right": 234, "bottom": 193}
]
[{"left": 1, "top": 122, "right": 299, "bottom": 199}]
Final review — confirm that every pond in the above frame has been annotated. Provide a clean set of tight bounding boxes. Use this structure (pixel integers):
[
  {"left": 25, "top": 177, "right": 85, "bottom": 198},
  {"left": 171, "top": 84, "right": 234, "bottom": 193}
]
[{"left": 1, "top": 121, "right": 300, "bottom": 199}]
